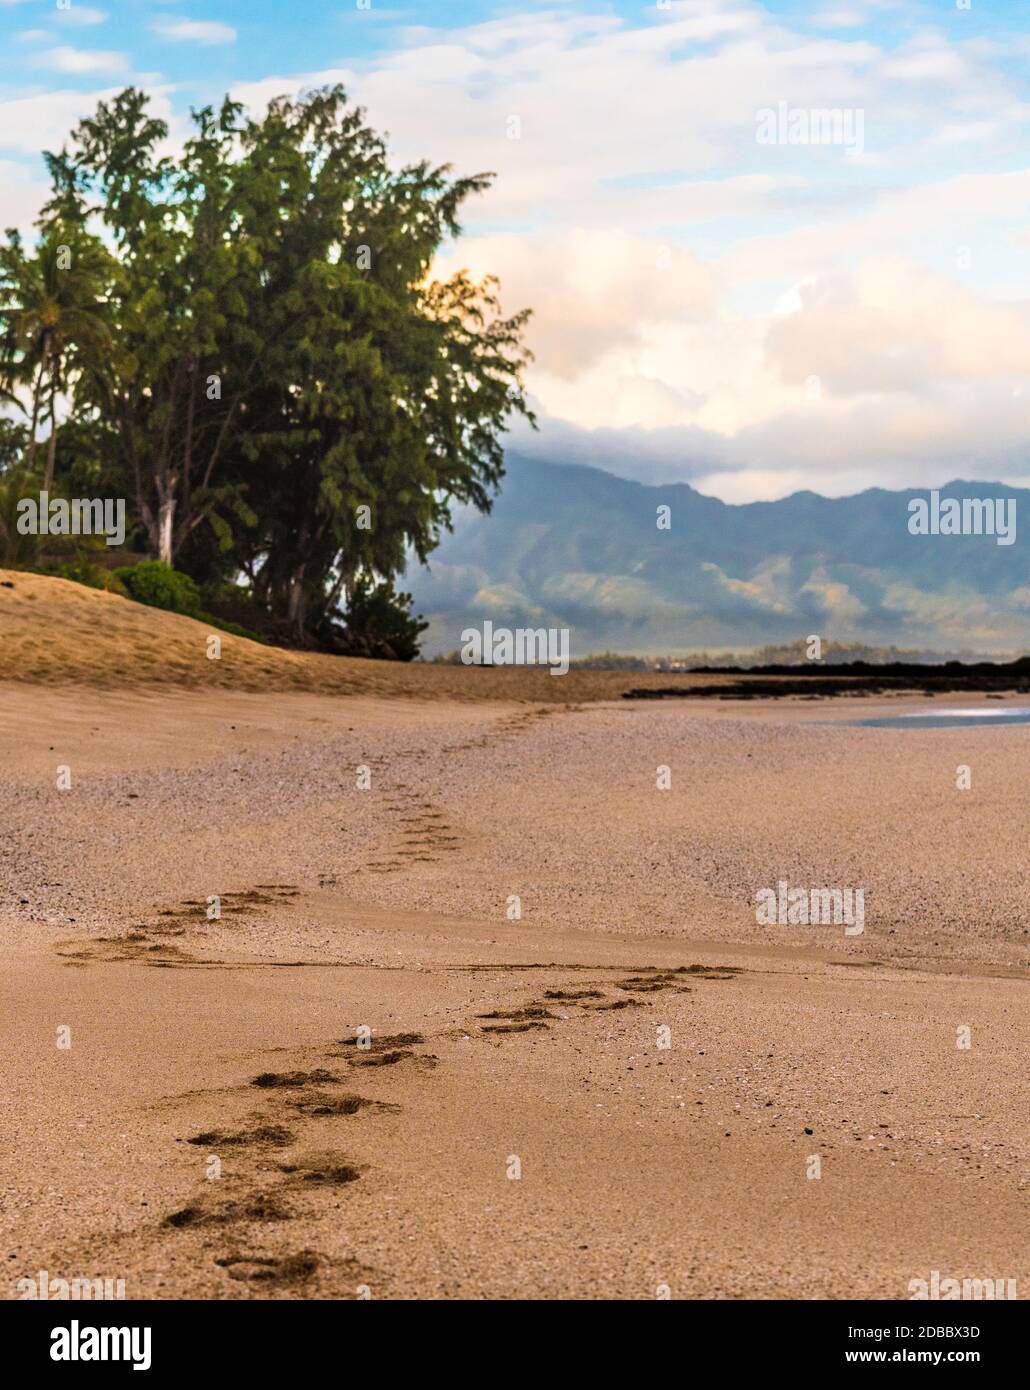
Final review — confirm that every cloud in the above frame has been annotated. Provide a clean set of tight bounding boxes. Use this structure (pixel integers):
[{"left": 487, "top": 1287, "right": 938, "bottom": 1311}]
[
  {"left": 723, "top": 169, "right": 1030, "bottom": 287},
  {"left": 701, "top": 558, "right": 794, "bottom": 616},
  {"left": 433, "top": 229, "right": 717, "bottom": 379},
  {"left": 799, "top": 570, "right": 866, "bottom": 622},
  {"left": 0, "top": 84, "right": 176, "bottom": 157},
  {"left": 54, "top": 5, "right": 107, "bottom": 26},
  {"left": 879, "top": 581, "right": 1016, "bottom": 646},
  {"left": 153, "top": 19, "right": 236, "bottom": 45},
  {"left": 764, "top": 262, "right": 1030, "bottom": 395},
  {"left": 221, "top": 1, "right": 1030, "bottom": 504},
  {"left": 881, "top": 38, "right": 968, "bottom": 83},
  {"left": 810, "top": 9, "right": 868, "bottom": 27},
  {"left": 0, "top": 158, "right": 51, "bottom": 238},
  {"left": 508, "top": 358, "right": 1030, "bottom": 503},
  {"left": 7, "top": 0, "right": 1030, "bottom": 505},
  {"left": 31, "top": 45, "right": 127, "bottom": 74}
]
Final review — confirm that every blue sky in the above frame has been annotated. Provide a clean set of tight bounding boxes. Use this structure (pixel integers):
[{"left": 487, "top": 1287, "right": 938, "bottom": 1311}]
[{"left": 3, "top": 0, "right": 1030, "bottom": 500}]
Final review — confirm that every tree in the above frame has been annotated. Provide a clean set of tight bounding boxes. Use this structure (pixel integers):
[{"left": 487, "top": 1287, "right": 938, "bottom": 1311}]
[
  {"left": 0, "top": 418, "right": 35, "bottom": 565},
  {"left": 0, "top": 225, "right": 112, "bottom": 489},
  {"left": 219, "top": 89, "right": 535, "bottom": 639},
  {"left": 37, "top": 85, "right": 533, "bottom": 640},
  {"left": 334, "top": 574, "right": 428, "bottom": 661},
  {"left": 41, "top": 90, "right": 255, "bottom": 564}
]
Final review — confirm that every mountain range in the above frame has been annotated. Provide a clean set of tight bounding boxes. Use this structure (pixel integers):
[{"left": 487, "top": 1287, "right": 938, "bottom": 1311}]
[{"left": 409, "top": 455, "right": 1030, "bottom": 660}]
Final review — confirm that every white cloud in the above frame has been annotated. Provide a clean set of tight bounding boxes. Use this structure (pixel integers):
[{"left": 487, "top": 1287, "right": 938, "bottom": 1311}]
[
  {"left": 7, "top": 0, "right": 1030, "bottom": 502},
  {"left": 434, "top": 229, "right": 717, "bottom": 379},
  {"left": 0, "top": 159, "right": 51, "bottom": 238},
  {"left": 31, "top": 45, "right": 127, "bottom": 74},
  {"left": 882, "top": 39, "right": 968, "bottom": 83},
  {"left": 224, "top": 4, "right": 1030, "bottom": 498},
  {"left": 0, "top": 85, "right": 176, "bottom": 156},
  {"left": 764, "top": 262, "right": 1030, "bottom": 396},
  {"left": 153, "top": 19, "right": 237, "bottom": 45},
  {"left": 54, "top": 5, "right": 107, "bottom": 26},
  {"left": 811, "top": 9, "right": 867, "bottom": 27}
]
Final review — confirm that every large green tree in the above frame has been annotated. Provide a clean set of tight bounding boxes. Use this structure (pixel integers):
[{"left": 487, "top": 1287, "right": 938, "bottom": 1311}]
[
  {"left": 42, "top": 90, "right": 258, "bottom": 565},
  {"left": 36, "top": 85, "right": 533, "bottom": 640}
]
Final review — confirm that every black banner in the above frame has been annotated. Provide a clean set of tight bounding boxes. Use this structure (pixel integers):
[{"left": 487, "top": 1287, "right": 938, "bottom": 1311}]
[{"left": 1, "top": 1299, "right": 1018, "bottom": 1373}]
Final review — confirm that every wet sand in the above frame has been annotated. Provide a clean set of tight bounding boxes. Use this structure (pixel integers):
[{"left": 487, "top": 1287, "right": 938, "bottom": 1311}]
[{"left": 1, "top": 665, "right": 1027, "bottom": 1300}]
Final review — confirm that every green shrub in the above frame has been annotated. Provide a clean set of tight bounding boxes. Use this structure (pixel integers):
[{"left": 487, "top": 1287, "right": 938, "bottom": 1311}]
[
  {"left": 113, "top": 560, "right": 200, "bottom": 614},
  {"left": 194, "top": 610, "right": 267, "bottom": 644},
  {"left": 343, "top": 574, "right": 428, "bottom": 662},
  {"left": 0, "top": 469, "right": 41, "bottom": 567},
  {"left": 111, "top": 559, "right": 267, "bottom": 643},
  {"left": 55, "top": 556, "right": 129, "bottom": 596}
]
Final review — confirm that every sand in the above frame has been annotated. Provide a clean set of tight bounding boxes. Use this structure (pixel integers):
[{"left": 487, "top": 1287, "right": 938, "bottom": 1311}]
[
  {"left": 0, "top": 574, "right": 1027, "bottom": 1300},
  {"left": 0, "top": 569, "right": 835, "bottom": 701}
]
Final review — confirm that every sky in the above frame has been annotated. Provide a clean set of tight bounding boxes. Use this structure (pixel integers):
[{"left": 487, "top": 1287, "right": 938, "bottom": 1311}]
[{"left": 3, "top": 0, "right": 1030, "bottom": 502}]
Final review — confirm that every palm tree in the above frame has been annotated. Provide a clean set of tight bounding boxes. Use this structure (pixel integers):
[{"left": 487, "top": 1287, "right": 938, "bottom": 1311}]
[
  {"left": 0, "top": 227, "right": 112, "bottom": 490},
  {"left": 0, "top": 417, "right": 34, "bottom": 566}
]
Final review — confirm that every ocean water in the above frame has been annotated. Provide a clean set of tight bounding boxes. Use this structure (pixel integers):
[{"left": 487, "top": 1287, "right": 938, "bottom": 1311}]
[{"left": 846, "top": 707, "right": 1030, "bottom": 729}]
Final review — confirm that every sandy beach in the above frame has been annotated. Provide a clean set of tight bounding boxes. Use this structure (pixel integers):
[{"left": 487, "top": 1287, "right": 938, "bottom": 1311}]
[{"left": 1, "top": 575, "right": 1027, "bottom": 1300}]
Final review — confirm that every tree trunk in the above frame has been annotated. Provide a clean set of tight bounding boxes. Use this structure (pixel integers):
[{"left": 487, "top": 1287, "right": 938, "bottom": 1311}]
[
  {"left": 24, "top": 350, "right": 47, "bottom": 476},
  {"left": 158, "top": 499, "right": 175, "bottom": 566},
  {"left": 323, "top": 560, "right": 353, "bottom": 624},
  {"left": 286, "top": 562, "right": 308, "bottom": 641},
  {"left": 43, "top": 394, "right": 57, "bottom": 492}
]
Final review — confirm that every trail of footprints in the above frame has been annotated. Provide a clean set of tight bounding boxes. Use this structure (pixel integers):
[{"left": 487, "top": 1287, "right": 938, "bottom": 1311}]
[
  {"left": 444, "top": 705, "right": 568, "bottom": 753},
  {"left": 160, "top": 962, "right": 741, "bottom": 1293},
  {"left": 55, "top": 885, "right": 301, "bottom": 968},
  {"left": 361, "top": 792, "right": 461, "bottom": 874},
  {"left": 162, "top": 1031, "right": 437, "bottom": 1293},
  {"left": 472, "top": 963, "right": 741, "bottom": 1033},
  {"left": 52, "top": 884, "right": 742, "bottom": 1292},
  {"left": 360, "top": 711, "right": 585, "bottom": 877}
]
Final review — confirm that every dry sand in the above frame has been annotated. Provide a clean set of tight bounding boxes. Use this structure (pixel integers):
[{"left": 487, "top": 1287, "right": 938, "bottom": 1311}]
[{"left": 0, "top": 572, "right": 1027, "bottom": 1299}]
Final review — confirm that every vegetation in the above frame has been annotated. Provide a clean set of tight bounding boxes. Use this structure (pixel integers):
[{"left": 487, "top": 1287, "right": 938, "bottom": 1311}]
[
  {"left": 111, "top": 559, "right": 265, "bottom": 642},
  {"left": 55, "top": 555, "right": 128, "bottom": 596},
  {"left": 114, "top": 559, "right": 200, "bottom": 615},
  {"left": 0, "top": 85, "right": 533, "bottom": 657},
  {"left": 430, "top": 641, "right": 992, "bottom": 669},
  {"left": 337, "top": 573, "right": 428, "bottom": 662}
]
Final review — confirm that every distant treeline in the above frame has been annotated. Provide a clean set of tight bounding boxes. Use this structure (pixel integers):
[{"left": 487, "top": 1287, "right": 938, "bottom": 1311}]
[
  {"left": 431, "top": 640, "right": 1006, "bottom": 669},
  {"left": 625, "top": 655, "right": 1030, "bottom": 701},
  {"left": 600, "top": 641, "right": 1008, "bottom": 669}
]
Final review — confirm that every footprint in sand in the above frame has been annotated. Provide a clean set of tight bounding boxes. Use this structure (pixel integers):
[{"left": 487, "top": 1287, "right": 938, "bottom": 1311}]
[
  {"left": 186, "top": 1123, "right": 295, "bottom": 1148},
  {"left": 250, "top": 1068, "right": 341, "bottom": 1089},
  {"left": 278, "top": 1150, "right": 364, "bottom": 1187},
  {"left": 331, "top": 1031, "right": 435, "bottom": 1068},
  {"left": 215, "top": 1250, "right": 321, "bottom": 1284},
  {"left": 164, "top": 1191, "right": 293, "bottom": 1229}
]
